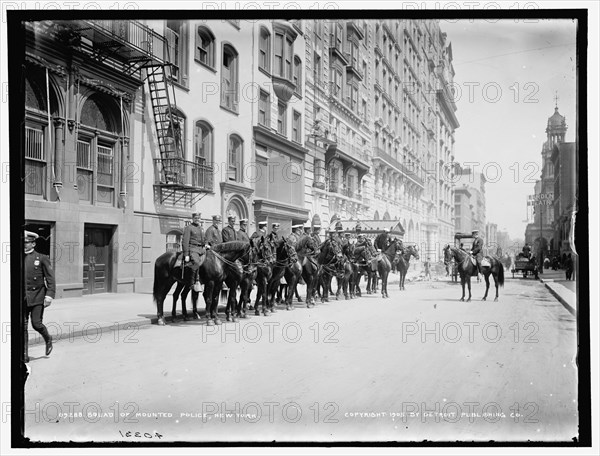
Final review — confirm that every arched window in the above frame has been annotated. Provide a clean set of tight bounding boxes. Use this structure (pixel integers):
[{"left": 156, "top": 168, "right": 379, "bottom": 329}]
[
  {"left": 293, "top": 55, "right": 302, "bottom": 96},
  {"left": 221, "top": 44, "right": 239, "bottom": 112},
  {"left": 194, "top": 120, "right": 213, "bottom": 165},
  {"left": 228, "top": 134, "right": 243, "bottom": 182},
  {"left": 259, "top": 27, "right": 271, "bottom": 72},
  {"left": 195, "top": 26, "right": 215, "bottom": 68}
]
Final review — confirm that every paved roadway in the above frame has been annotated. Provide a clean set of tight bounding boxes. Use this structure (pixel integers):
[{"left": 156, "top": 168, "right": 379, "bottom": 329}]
[{"left": 23, "top": 276, "right": 578, "bottom": 443}]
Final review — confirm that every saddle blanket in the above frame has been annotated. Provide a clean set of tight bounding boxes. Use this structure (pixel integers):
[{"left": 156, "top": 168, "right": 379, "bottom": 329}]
[{"left": 481, "top": 258, "right": 491, "bottom": 268}]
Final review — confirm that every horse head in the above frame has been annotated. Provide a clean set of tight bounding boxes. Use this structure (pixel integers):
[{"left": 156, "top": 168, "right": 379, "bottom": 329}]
[
  {"left": 257, "top": 235, "right": 274, "bottom": 264},
  {"left": 406, "top": 244, "right": 420, "bottom": 260}
]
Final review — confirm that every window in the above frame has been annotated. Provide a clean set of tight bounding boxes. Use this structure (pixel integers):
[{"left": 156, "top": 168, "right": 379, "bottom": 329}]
[
  {"left": 193, "top": 121, "right": 212, "bottom": 188},
  {"left": 195, "top": 26, "right": 215, "bottom": 68},
  {"left": 221, "top": 44, "right": 239, "bottom": 112},
  {"left": 166, "top": 231, "right": 182, "bottom": 253},
  {"left": 97, "top": 143, "right": 115, "bottom": 204},
  {"left": 166, "top": 21, "right": 188, "bottom": 84},
  {"left": 314, "top": 20, "right": 322, "bottom": 38},
  {"left": 292, "top": 110, "right": 302, "bottom": 143},
  {"left": 274, "top": 32, "right": 294, "bottom": 80},
  {"left": 228, "top": 134, "right": 243, "bottom": 182},
  {"left": 277, "top": 102, "right": 287, "bottom": 136},
  {"left": 362, "top": 99, "right": 367, "bottom": 120},
  {"left": 25, "top": 125, "right": 46, "bottom": 196},
  {"left": 313, "top": 158, "right": 325, "bottom": 187},
  {"left": 258, "top": 90, "right": 270, "bottom": 127},
  {"left": 293, "top": 56, "right": 302, "bottom": 96},
  {"left": 331, "top": 67, "right": 343, "bottom": 99},
  {"left": 76, "top": 138, "right": 92, "bottom": 202},
  {"left": 259, "top": 27, "right": 271, "bottom": 73},
  {"left": 313, "top": 52, "right": 321, "bottom": 88}
]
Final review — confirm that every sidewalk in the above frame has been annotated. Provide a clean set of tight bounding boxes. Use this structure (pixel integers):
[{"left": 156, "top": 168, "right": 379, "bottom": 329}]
[
  {"left": 28, "top": 273, "right": 407, "bottom": 346},
  {"left": 537, "top": 268, "right": 577, "bottom": 315}
]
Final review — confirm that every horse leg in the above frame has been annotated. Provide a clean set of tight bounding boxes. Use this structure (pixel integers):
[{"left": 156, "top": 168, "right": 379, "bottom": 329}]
[
  {"left": 212, "top": 281, "right": 223, "bottom": 325},
  {"left": 203, "top": 283, "right": 214, "bottom": 325},
  {"left": 482, "top": 273, "right": 490, "bottom": 301},
  {"left": 172, "top": 281, "right": 183, "bottom": 320},
  {"left": 467, "top": 277, "right": 472, "bottom": 302},
  {"left": 192, "top": 290, "right": 201, "bottom": 319},
  {"left": 494, "top": 271, "right": 500, "bottom": 302},
  {"left": 460, "top": 277, "right": 465, "bottom": 301},
  {"left": 181, "top": 287, "right": 190, "bottom": 321}
]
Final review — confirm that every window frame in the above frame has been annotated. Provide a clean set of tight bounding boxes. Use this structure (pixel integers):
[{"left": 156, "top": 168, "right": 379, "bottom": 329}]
[
  {"left": 227, "top": 134, "right": 244, "bottom": 183},
  {"left": 220, "top": 43, "right": 239, "bottom": 114},
  {"left": 258, "top": 90, "right": 271, "bottom": 128},
  {"left": 277, "top": 101, "right": 287, "bottom": 136},
  {"left": 259, "top": 26, "right": 271, "bottom": 74},
  {"left": 292, "top": 109, "right": 302, "bottom": 144},
  {"left": 194, "top": 25, "right": 216, "bottom": 70}
]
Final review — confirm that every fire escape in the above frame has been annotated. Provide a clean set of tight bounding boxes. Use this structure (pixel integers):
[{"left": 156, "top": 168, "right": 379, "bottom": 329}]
[{"left": 43, "top": 20, "right": 212, "bottom": 206}]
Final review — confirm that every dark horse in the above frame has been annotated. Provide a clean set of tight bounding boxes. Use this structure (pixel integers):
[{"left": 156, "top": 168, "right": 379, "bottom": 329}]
[
  {"left": 394, "top": 244, "right": 420, "bottom": 290},
  {"left": 316, "top": 239, "right": 344, "bottom": 303},
  {"left": 377, "top": 239, "right": 403, "bottom": 298},
  {"left": 153, "top": 251, "right": 206, "bottom": 326},
  {"left": 296, "top": 235, "right": 319, "bottom": 307},
  {"left": 202, "top": 241, "right": 256, "bottom": 325},
  {"left": 443, "top": 245, "right": 505, "bottom": 302},
  {"left": 267, "top": 237, "right": 302, "bottom": 311},
  {"left": 336, "top": 242, "right": 356, "bottom": 300},
  {"left": 353, "top": 245, "right": 377, "bottom": 296},
  {"left": 253, "top": 235, "right": 275, "bottom": 316}
]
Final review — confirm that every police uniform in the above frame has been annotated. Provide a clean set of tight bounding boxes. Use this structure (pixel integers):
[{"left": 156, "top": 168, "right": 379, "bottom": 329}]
[
  {"left": 288, "top": 224, "right": 302, "bottom": 249},
  {"left": 237, "top": 219, "right": 250, "bottom": 243},
  {"left": 222, "top": 218, "right": 238, "bottom": 243},
  {"left": 182, "top": 214, "right": 206, "bottom": 286},
  {"left": 205, "top": 216, "right": 223, "bottom": 246},
  {"left": 374, "top": 231, "right": 390, "bottom": 251},
  {"left": 23, "top": 230, "right": 55, "bottom": 361},
  {"left": 251, "top": 222, "right": 268, "bottom": 241},
  {"left": 269, "top": 223, "right": 280, "bottom": 247},
  {"left": 310, "top": 226, "right": 322, "bottom": 251},
  {"left": 471, "top": 231, "right": 484, "bottom": 272}
]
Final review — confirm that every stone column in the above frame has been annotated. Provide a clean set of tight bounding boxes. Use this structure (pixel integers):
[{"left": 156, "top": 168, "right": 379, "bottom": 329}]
[{"left": 53, "top": 117, "right": 65, "bottom": 190}]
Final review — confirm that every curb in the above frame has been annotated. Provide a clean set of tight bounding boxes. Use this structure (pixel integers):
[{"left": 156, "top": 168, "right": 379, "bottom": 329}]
[{"left": 539, "top": 280, "right": 576, "bottom": 316}]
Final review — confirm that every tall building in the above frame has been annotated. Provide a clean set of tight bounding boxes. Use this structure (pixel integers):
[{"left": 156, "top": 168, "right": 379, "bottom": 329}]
[
  {"left": 525, "top": 101, "right": 566, "bottom": 260},
  {"left": 454, "top": 166, "right": 486, "bottom": 235},
  {"left": 21, "top": 18, "right": 459, "bottom": 296},
  {"left": 551, "top": 142, "right": 577, "bottom": 256}
]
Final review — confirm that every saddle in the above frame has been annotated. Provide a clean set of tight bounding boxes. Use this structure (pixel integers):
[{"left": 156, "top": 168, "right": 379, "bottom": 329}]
[{"left": 481, "top": 257, "right": 491, "bottom": 268}]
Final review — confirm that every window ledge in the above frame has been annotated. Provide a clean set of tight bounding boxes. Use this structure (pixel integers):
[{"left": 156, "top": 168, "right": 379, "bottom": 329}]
[
  {"left": 194, "top": 59, "right": 217, "bottom": 73},
  {"left": 220, "top": 104, "right": 239, "bottom": 116},
  {"left": 258, "top": 67, "right": 271, "bottom": 78}
]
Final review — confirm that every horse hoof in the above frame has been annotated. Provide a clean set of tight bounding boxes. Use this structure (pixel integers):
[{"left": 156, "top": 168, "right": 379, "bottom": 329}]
[
  {"left": 248, "top": 305, "right": 254, "bottom": 310},
  {"left": 226, "top": 315, "right": 232, "bottom": 322},
  {"left": 297, "top": 298, "right": 303, "bottom": 303},
  {"left": 214, "top": 319, "right": 222, "bottom": 325},
  {"left": 467, "top": 298, "right": 471, "bottom": 302},
  {"left": 193, "top": 312, "right": 200, "bottom": 320},
  {"left": 459, "top": 298, "right": 465, "bottom": 302},
  {"left": 207, "top": 319, "right": 215, "bottom": 326},
  {"left": 242, "top": 313, "right": 248, "bottom": 319},
  {"left": 157, "top": 317, "right": 166, "bottom": 326},
  {"left": 183, "top": 315, "right": 190, "bottom": 321},
  {"left": 232, "top": 317, "right": 238, "bottom": 323},
  {"left": 255, "top": 310, "right": 261, "bottom": 316},
  {"left": 482, "top": 298, "right": 487, "bottom": 301},
  {"left": 494, "top": 298, "right": 498, "bottom": 302},
  {"left": 171, "top": 313, "right": 177, "bottom": 319}
]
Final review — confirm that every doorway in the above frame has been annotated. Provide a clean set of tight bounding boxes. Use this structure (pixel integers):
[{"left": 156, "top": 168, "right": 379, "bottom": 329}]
[{"left": 83, "top": 225, "right": 114, "bottom": 295}]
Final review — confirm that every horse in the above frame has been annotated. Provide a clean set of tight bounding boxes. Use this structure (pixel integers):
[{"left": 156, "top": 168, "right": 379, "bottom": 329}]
[
  {"left": 253, "top": 236, "right": 274, "bottom": 316},
  {"left": 353, "top": 244, "right": 377, "bottom": 296},
  {"left": 394, "top": 244, "right": 420, "bottom": 290},
  {"left": 316, "top": 238, "right": 344, "bottom": 303},
  {"left": 336, "top": 242, "right": 356, "bottom": 300},
  {"left": 266, "top": 236, "right": 301, "bottom": 311},
  {"left": 443, "top": 245, "right": 505, "bottom": 302},
  {"left": 153, "top": 250, "right": 207, "bottom": 326},
  {"left": 232, "top": 239, "right": 260, "bottom": 320},
  {"left": 200, "top": 241, "right": 255, "bottom": 325},
  {"left": 377, "top": 238, "right": 403, "bottom": 298},
  {"left": 296, "top": 235, "right": 319, "bottom": 307}
]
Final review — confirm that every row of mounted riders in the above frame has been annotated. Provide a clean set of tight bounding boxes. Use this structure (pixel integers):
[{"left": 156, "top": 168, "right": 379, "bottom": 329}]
[{"left": 153, "top": 233, "right": 420, "bottom": 326}]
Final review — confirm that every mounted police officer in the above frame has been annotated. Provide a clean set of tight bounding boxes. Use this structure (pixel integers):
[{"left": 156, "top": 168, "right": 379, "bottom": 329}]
[
  {"left": 222, "top": 215, "right": 238, "bottom": 242},
  {"left": 269, "top": 222, "right": 280, "bottom": 247},
  {"left": 374, "top": 227, "right": 391, "bottom": 252},
  {"left": 237, "top": 218, "right": 250, "bottom": 243},
  {"left": 310, "top": 223, "right": 322, "bottom": 253},
  {"left": 205, "top": 215, "right": 223, "bottom": 246},
  {"left": 23, "top": 230, "right": 55, "bottom": 362},
  {"left": 182, "top": 212, "right": 207, "bottom": 288},
  {"left": 470, "top": 229, "right": 484, "bottom": 273},
  {"left": 288, "top": 224, "right": 302, "bottom": 249},
  {"left": 251, "top": 220, "right": 268, "bottom": 241}
]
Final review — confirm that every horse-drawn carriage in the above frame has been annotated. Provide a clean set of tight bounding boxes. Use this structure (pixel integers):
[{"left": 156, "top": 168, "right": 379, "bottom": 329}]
[{"left": 511, "top": 254, "right": 538, "bottom": 279}]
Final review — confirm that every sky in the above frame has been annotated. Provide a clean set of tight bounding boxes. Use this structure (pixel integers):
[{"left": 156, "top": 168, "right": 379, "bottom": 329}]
[{"left": 441, "top": 19, "right": 578, "bottom": 240}]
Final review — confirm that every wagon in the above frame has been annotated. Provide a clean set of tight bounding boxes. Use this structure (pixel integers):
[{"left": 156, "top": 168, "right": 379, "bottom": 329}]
[{"left": 511, "top": 256, "right": 538, "bottom": 279}]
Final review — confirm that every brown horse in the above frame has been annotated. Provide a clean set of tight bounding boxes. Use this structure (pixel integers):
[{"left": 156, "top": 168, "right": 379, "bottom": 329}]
[
  {"left": 443, "top": 245, "right": 505, "bottom": 302},
  {"left": 377, "top": 238, "right": 403, "bottom": 298},
  {"left": 394, "top": 245, "right": 420, "bottom": 290}
]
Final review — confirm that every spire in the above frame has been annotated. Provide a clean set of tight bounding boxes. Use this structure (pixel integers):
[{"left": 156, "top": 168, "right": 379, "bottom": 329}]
[{"left": 553, "top": 91, "right": 559, "bottom": 110}]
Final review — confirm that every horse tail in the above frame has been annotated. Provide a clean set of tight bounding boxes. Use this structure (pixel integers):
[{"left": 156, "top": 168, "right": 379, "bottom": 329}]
[
  {"left": 153, "top": 252, "right": 174, "bottom": 306},
  {"left": 497, "top": 260, "right": 505, "bottom": 287}
]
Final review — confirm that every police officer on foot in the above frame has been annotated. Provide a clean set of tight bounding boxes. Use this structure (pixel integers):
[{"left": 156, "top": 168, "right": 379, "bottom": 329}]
[
  {"left": 182, "top": 213, "right": 207, "bottom": 288},
  {"left": 23, "top": 230, "right": 55, "bottom": 362},
  {"left": 237, "top": 219, "right": 250, "bottom": 242},
  {"left": 222, "top": 215, "right": 238, "bottom": 242},
  {"left": 205, "top": 215, "right": 223, "bottom": 246}
]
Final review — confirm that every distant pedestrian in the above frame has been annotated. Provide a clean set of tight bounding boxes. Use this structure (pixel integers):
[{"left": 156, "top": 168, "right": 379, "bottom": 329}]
[
  {"left": 565, "top": 254, "right": 574, "bottom": 280},
  {"left": 423, "top": 258, "right": 431, "bottom": 281},
  {"left": 23, "top": 230, "right": 55, "bottom": 362}
]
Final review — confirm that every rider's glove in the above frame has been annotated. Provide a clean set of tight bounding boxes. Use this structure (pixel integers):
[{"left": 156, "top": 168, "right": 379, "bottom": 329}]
[
  {"left": 205, "top": 244, "right": 211, "bottom": 250},
  {"left": 185, "top": 255, "right": 190, "bottom": 262}
]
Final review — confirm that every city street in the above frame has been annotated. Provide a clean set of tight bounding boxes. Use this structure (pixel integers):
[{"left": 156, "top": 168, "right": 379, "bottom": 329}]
[{"left": 23, "top": 275, "right": 578, "bottom": 443}]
